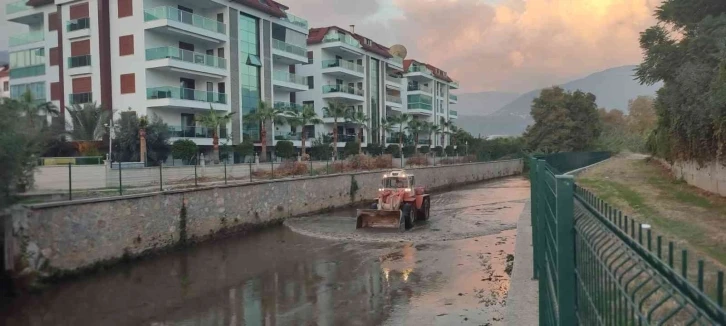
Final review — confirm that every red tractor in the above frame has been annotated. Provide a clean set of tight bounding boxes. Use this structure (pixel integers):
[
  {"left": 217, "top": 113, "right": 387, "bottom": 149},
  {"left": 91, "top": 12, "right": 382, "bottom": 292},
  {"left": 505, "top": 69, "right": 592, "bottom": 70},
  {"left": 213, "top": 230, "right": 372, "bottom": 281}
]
[{"left": 356, "top": 170, "right": 431, "bottom": 231}]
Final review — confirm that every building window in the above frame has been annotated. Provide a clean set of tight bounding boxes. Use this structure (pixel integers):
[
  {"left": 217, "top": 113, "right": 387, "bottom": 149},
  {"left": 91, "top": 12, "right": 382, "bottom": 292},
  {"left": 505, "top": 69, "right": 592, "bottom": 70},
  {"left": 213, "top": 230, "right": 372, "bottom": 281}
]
[
  {"left": 118, "top": 0, "right": 133, "bottom": 18},
  {"left": 239, "top": 13, "right": 261, "bottom": 142},
  {"left": 307, "top": 76, "right": 314, "bottom": 89},
  {"left": 369, "top": 57, "right": 380, "bottom": 144},
  {"left": 120, "top": 74, "right": 135, "bottom": 94},
  {"left": 10, "top": 82, "right": 45, "bottom": 100},
  {"left": 306, "top": 51, "right": 313, "bottom": 65},
  {"left": 3, "top": 81, "right": 8, "bottom": 92},
  {"left": 246, "top": 54, "right": 262, "bottom": 67},
  {"left": 119, "top": 35, "right": 134, "bottom": 56}
]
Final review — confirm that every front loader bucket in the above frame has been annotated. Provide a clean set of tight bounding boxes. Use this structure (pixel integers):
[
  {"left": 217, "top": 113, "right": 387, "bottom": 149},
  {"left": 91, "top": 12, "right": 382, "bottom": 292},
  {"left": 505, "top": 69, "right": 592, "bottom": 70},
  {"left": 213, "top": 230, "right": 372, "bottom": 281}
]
[{"left": 356, "top": 209, "right": 403, "bottom": 230}]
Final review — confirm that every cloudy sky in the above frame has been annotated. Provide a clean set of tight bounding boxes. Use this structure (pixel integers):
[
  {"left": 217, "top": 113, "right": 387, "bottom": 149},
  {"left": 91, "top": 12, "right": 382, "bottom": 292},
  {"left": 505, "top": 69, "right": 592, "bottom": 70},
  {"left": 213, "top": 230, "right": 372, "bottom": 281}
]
[{"left": 0, "top": 0, "right": 662, "bottom": 93}]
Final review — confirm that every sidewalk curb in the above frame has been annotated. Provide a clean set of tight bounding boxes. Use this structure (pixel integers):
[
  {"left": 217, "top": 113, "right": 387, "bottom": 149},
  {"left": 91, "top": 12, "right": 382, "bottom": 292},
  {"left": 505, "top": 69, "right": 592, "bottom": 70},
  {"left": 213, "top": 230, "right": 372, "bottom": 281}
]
[{"left": 506, "top": 200, "right": 538, "bottom": 325}]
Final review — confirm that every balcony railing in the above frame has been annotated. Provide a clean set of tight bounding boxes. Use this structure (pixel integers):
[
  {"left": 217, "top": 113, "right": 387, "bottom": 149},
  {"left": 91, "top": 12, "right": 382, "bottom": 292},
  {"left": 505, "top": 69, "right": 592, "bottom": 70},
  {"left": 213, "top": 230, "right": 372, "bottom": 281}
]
[
  {"left": 146, "top": 46, "right": 226, "bottom": 69},
  {"left": 321, "top": 59, "right": 364, "bottom": 74},
  {"left": 272, "top": 39, "right": 306, "bottom": 58},
  {"left": 450, "top": 110, "right": 458, "bottom": 116},
  {"left": 323, "top": 134, "right": 362, "bottom": 143},
  {"left": 9, "top": 31, "right": 44, "bottom": 47},
  {"left": 144, "top": 6, "right": 226, "bottom": 35},
  {"left": 386, "top": 75, "right": 402, "bottom": 84},
  {"left": 68, "top": 55, "right": 91, "bottom": 68},
  {"left": 9, "top": 65, "right": 45, "bottom": 79},
  {"left": 408, "top": 102, "right": 433, "bottom": 111},
  {"left": 281, "top": 12, "right": 308, "bottom": 29},
  {"left": 274, "top": 101, "right": 306, "bottom": 112},
  {"left": 6, "top": 1, "right": 30, "bottom": 15},
  {"left": 322, "top": 33, "right": 361, "bottom": 48},
  {"left": 408, "top": 84, "right": 432, "bottom": 93},
  {"left": 418, "top": 139, "right": 432, "bottom": 145},
  {"left": 274, "top": 131, "right": 312, "bottom": 141},
  {"left": 169, "top": 125, "right": 228, "bottom": 139},
  {"left": 322, "top": 84, "right": 364, "bottom": 97},
  {"left": 67, "top": 17, "right": 91, "bottom": 32},
  {"left": 450, "top": 94, "right": 458, "bottom": 101},
  {"left": 408, "top": 65, "right": 432, "bottom": 75},
  {"left": 450, "top": 80, "right": 460, "bottom": 88},
  {"left": 386, "top": 94, "right": 402, "bottom": 104},
  {"left": 69, "top": 92, "right": 93, "bottom": 105},
  {"left": 146, "top": 86, "right": 227, "bottom": 104},
  {"left": 390, "top": 56, "right": 403, "bottom": 66},
  {"left": 273, "top": 71, "right": 307, "bottom": 87}
]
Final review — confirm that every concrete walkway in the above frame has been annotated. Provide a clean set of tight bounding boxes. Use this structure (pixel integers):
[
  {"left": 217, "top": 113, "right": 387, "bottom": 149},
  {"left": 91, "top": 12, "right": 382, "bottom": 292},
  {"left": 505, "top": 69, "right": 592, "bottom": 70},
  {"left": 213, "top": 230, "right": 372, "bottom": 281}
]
[{"left": 506, "top": 200, "right": 539, "bottom": 325}]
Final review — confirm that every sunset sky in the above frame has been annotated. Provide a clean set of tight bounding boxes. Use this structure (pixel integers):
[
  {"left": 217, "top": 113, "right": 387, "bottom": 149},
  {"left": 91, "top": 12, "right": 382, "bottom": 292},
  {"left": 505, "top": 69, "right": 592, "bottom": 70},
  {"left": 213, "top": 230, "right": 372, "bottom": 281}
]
[{"left": 0, "top": 0, "right": 663, "bottom": 93}]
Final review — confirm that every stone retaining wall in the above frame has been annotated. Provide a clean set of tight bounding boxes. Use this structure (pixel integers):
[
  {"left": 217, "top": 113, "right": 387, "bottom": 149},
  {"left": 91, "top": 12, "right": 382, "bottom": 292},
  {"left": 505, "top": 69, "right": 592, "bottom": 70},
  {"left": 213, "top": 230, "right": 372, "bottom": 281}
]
[
  {"left": 658, "top": 159, "right": 726, "bottom": 197},
  {"left": 5, "top": 159, "right": 523, "bottom": 275}
]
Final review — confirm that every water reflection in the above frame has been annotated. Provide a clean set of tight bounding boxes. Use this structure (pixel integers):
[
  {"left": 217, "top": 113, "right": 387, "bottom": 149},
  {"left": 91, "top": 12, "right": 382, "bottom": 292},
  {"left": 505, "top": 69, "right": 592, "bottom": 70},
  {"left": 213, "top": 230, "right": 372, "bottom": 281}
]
[{"left": 1, "top": 229, "right": 422, "bottom": 326}]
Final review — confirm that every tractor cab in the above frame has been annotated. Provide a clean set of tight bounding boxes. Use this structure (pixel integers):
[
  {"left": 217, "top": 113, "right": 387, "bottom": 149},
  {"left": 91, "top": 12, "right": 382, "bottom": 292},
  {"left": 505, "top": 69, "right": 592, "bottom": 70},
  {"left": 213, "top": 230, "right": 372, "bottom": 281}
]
[{"left": 381, "top": 170, "right": 415, "bottom": 191}]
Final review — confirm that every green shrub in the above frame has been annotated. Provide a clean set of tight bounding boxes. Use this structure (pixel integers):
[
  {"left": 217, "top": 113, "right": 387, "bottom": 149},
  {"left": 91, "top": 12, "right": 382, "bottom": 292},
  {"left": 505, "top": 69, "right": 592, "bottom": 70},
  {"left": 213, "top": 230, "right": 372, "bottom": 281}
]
[
  {"left": 419, "top": 146, "right": 430, "bottom": 154},
  {"left": 445, "top": 145, "right": 455, "bottom": 156},
  {"left": 385, "top": 144, "right": 401, "bottom": 158},
  {"left": 275, "top": 140, "right": 295, "bottom": 159},
  {"left": 433, "top": 146, "right": 444, "bottom": 156},
  {"left": 171, "top": 139, "right": 198, "bottom": 164},
  {"left": 343, "top": 141, "right": 358, "bottom": 157},
  {"left": 367, "top": 143, "right": 384, "bottom": 156},
  {"left": 402, "top": 145, "right": 416, "bottom": 157}
]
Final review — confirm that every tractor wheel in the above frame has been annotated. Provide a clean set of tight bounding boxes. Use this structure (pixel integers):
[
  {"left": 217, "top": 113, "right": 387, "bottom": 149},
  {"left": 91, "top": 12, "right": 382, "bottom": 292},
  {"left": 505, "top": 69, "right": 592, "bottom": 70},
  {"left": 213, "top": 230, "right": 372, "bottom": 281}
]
[
  {"left": 400, "top": 204, "right": 411, "bottom": 232},
  {"left": 402, "top": 203, "right": 415, "bottom": 230},
  {"left": 418, "top": 197, "right": 430, "bottom": 221}
]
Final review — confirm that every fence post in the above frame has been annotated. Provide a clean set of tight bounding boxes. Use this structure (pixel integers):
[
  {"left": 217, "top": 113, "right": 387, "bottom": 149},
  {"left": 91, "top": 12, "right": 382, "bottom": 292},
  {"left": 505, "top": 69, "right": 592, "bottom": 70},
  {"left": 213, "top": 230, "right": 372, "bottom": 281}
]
[
  {"left": 271, "top": 161, "right": 274, "bottom": 179},
  {"left": 68, "top": 163, "right": 72, "bottom": 201},
  {"left": 555, "top": 174, "right": 576, "bottom": 326},
  {"left": 536, "top": 159, "right": 547, "bottom": 326},
  {"left": 529, "top": 157, "right": 538, "bottom": 280},
  {"left": 224, "top": 160, "right": 228, "bottom": 185},
  {"left": 249, "top": 162, "right": 253, "bottom": 182},
  {"left": 194, "top": 162, "right": 198, "bottom": 187},
  {"left": 159, "top": 163, "right": 163, "bottom": 192},
  {"left": 118, "top": 162, "right": 123, "bottom": 196},
  {"left": 310, "top": 159, "right": 313, "bottom": 176}
]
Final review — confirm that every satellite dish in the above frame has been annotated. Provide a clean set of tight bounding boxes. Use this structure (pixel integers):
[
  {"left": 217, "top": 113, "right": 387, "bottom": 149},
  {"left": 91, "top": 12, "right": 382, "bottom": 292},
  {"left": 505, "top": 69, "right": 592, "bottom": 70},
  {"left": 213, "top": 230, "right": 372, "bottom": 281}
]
[{"left": 389, "top": 44, "right": 407, "bottom": 59}]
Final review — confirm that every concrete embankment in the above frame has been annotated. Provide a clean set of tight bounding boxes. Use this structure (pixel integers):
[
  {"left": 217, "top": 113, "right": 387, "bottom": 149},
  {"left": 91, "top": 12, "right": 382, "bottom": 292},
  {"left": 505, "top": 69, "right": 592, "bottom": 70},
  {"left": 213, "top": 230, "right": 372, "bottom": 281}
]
[{"left": 4, "top": 159, "right": 523, "bottom": 278}]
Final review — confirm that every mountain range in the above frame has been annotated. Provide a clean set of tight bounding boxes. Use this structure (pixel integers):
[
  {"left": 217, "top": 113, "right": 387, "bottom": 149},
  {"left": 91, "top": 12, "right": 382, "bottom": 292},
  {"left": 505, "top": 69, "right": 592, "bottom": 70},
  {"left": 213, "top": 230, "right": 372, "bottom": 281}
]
[{"left": 452, "top": 65, "right": 662, "bottom": 137}]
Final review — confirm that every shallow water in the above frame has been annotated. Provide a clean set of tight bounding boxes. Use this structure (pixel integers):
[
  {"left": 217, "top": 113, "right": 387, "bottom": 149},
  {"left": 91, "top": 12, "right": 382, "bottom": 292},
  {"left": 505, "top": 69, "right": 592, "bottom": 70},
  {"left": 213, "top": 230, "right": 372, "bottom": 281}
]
[{"left": 1, "top": 176, "right": 530, "bottom": 326}]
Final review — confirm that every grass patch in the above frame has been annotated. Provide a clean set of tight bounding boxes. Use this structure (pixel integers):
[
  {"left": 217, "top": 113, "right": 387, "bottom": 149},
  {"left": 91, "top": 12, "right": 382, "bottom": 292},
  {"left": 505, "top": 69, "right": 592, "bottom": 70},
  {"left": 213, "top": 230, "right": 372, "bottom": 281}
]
[{"left": 577, "top": 178, "right": 657, "bottom": 217}]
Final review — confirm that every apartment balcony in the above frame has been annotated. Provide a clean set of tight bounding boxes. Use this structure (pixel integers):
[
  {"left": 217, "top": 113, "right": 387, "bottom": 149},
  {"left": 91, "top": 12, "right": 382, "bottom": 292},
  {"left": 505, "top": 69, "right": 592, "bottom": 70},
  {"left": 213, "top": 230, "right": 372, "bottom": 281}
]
[
  {"left": 68, "top": 92, "right": 93, "bottom": 105},
  {"left": 405, "top": 65, "right": 434, "bottom": 82},
  {"left": 281, "top": 12, "right": 308, "bottom": 30},
  {"left": 273, "top": 71, "right": 308, "bottom": 92},
  {"left": 169, "top": 125, "right": 227, "bottom": 146},
  {"left": 321, "top": 33, "right": 365, "bottom": 57},
  {"left": 450, "top": 110, "right": 459, "bottom": 119},
  {"left": 385, "top": 75, "right": 402, "bottom": 89},
  {"left": 146, "top": 86, "right": 229, "bottom": 111},
  {"left": 146, "top": 46, "right": 227, "bottom": 79},
  {"left": 418, "top": 139, "right": 432, "bottom": 146},
  {"left": 408, "top": 102, "right": 433, "bottom": 116},
  {"left": 385, "top": 94, "right": 403, "bottom": 109},
  {"left": 9, "top": 31, "right": 44, "bottom": 50},
  {"left": 389, "top": 56, "right": 404, "bottom": 70},
  {"left": 9, "top": 65, "right": 45, "bottom": 79},
  {"left": 450, "top": 80, "right": 460, "bottom": 89},
  {"left": 274, "top": 131, "right": 314, "bottom": 141},
  {"left": 322, "top": 85, "right": 364, "bottom": 103},
  {"left": 274, "top": 101, "right": 306, "bottom": 113},
  {"left": 272, "top": 39, "right": 308, "bottom": 65},
  {"left": 67, "top": 17, "right": 91, "bottom": 39},
  {"left": 144, "top": 6, "right": 227, "bottom": 45},
  {"left": 407, "top": 84, "right": 432, "bottom": 94},
  {"left": 5, "top": 1, "right": 42, "bottom": 25},
  {"left": 321, "top": 59, "right": 365, "bottom": 79},
  {"left": 68, "top": 55, "right": 92, "bottom": 75},
  {"left": 450, "top": 94, "right": 458, "bottom": 104}
]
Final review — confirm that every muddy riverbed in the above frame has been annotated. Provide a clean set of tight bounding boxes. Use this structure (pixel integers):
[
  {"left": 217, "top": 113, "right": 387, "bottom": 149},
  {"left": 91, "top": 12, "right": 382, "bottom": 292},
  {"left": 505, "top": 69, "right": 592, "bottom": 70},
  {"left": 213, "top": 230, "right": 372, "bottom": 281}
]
[{"left": 1, "top": 177, "right": 530, "bottom": 326}]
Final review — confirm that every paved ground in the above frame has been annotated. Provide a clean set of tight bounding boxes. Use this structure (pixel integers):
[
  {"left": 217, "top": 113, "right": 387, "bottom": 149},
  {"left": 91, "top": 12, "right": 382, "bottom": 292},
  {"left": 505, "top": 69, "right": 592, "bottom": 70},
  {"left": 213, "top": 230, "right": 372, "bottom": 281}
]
[{"left": 2, "top": 176, "right": 530, "bottom": 326}]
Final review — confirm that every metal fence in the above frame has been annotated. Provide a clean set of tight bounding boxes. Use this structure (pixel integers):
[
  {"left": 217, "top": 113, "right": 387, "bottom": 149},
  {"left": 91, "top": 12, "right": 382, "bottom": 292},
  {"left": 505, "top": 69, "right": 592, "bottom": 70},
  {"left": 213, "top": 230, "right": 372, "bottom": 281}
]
[
  {"left": 25, "top": 154, "right": 485, "bottom": 203},
  {"left": 530, "top": 153, "right": 726, "bottom": 325}
]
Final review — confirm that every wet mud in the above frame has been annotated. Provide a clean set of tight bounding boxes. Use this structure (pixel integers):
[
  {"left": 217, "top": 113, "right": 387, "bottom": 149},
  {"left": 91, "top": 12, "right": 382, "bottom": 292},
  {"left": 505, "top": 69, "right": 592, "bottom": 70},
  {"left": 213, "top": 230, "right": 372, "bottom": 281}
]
[{"left": 1, "top": 176, "right": 529, "bottom": 326}]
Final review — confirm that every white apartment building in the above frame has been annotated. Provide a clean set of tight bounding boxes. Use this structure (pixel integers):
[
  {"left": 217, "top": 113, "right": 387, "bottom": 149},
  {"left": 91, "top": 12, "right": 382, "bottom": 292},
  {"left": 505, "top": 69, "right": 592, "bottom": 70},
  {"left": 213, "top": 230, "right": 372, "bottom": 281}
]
[
  {"left": 294, "top": 26, "right": 406, "bottom": 149},
  {"left": 0, "top": 65, "right": 9, "bottom": 98},
  {"left": 5, "top": 0, "right": 309, "bottom": 154},
  {"left": 401, "top": 59, "right": 459, "bottom": 148}
]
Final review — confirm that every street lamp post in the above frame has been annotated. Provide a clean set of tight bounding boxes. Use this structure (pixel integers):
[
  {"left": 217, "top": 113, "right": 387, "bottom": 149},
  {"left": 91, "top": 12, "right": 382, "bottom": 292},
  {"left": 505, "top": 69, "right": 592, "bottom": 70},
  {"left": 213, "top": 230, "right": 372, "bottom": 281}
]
[
  {"left": 105, "top": 117, "right": 114, "bottom": 163},
  {"left": 466, "top": 141, "right": 469, "bottom": 156}
]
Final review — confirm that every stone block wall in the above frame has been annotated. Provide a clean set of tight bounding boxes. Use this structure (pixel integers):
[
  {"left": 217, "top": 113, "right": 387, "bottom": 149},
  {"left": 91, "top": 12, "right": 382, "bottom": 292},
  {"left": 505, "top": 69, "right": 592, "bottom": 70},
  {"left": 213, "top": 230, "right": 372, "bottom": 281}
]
[
  {"left": 6, "top": 159, "right": 523, "bottom": 274},
  {"left": 659, "top": 159, "right": 726, "bottom": 197}
]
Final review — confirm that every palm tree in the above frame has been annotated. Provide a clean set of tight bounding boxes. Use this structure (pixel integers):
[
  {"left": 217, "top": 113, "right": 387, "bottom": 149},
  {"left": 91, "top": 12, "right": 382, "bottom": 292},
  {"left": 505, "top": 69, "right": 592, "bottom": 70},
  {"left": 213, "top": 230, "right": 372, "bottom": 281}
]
[
  {"left": 348, "top": 111, "right": 369, "bottom": 154},
  {"left": 285, "top": 104, "right": 323, "bottom": 158},
  {"left": 450, "top": 124, "right": 461, "bottom": 148},
  {"left": 406, "top": 119, "right": 426, "bottom": 154},
  {"left": 388, "top": 113, "right": 411, "bottom": 151},
  {"left": 197, "top": 105, "right": 235, "bottom": 163},
  {"left": 66, "top": 103, "right": 109, "bottom": 141},
  {"left": 380, "top": 117, "right": 395, "bottom": 145},
  {"left": 439, "top": 117, "right": 452, "bottom": 148},
  {"left": 245, "top": 101, "right": 286, "bottom": 162},
  {"left": 429, "top": 123, "right": 442, "bottom": 149},
  {"left": 139, "top": 116, "right": 149, "bottom": 164},
  {"left": 17, "top": 90, "right": 59, "bottom": 128},
  {"left": 322, "top": 100, "right": 351, "bottom": 160}
]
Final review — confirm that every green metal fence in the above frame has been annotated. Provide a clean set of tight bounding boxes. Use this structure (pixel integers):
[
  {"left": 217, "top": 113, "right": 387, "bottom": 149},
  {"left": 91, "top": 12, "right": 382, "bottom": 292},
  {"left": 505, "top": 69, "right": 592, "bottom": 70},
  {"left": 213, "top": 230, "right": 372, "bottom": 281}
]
[{"left": 530, "top": 153, "right": 726, "bottom": 325}]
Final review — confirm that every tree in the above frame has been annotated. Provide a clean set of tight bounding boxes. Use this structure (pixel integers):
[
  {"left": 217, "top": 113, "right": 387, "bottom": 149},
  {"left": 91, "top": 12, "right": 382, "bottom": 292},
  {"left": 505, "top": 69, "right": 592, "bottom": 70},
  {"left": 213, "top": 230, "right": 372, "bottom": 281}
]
[
  {"left": 66, "top": 102, "right": 109, "bottom": 141},
  {"left": 275, "top": 140, "right": 295, "bottom": 159},
  {"left": 385, "top": 144, "right": 401, "bottom": 158},
  {"left": 236, "top": 139, "right": 255, "bottom": 162},
  {"left": 310, "top": 137, "right": 332, "bottom": 160},
  {"left": 627, "top": 96, "right": 656, "bottom": 135},
  {"left": 635, "top": 0, "right": 726, "bottom": 162},
  {"left": 388, "top": 114, "right": 411, "bottom": 151},
  {"left": 349, "top": 111, "right": 369, "bottom": 154},
  {"left": 428, "top": 123, "right": 442, "bottom": 148},
  {"left": 343, "top": 141, "right": 358, "bottom": 157},
  {"left": 139, "top": 115, "right": 148, "bottom": 164},
  {"left": 114, "top": 112, "right": 170, "bottom": 165},
  {"left": 245, "top": 101, "right": 285, "bottom": 162},
  {"left": 406, "top": 119, "right": 426, "bottom": 154},
  {"left": 285, "top": 104, "right": 323, "bottom": 158},
  {"left": 197, "top": 105, "right": 235, "bottom": 163},
  {"left": 439, "top": 117, "right": 452, "bottom": 147},
  {"left": 322, "top": 100, "right": 351, "bottom": 160},
  {"left": 524, "top": 87, "right": 601, "bottom": 153},
  {"left": 15, "top": 90, "right": 60, "bottom": 129},
  {"left": 380, "top": 117, "right": 395, "bottom": 145},
  {"left": 171, "top": 139, "right": 198, "bottom": 165}
]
